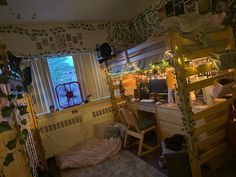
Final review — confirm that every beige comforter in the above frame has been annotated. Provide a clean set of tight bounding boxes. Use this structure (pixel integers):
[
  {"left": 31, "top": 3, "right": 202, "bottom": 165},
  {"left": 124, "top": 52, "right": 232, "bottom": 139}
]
[{"left": 55, "top": 137, "right": 122, "bottom": 170}]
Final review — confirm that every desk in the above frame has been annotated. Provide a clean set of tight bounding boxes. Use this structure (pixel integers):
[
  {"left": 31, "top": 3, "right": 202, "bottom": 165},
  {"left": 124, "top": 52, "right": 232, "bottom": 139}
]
[
  {"left": 126, "top": 101, "right": 156, "bottom": 114},
  {"left": 126, "top": 101, "right": 184, "bottom": 141},
  {"left": 156, "top": 104, "right": 184, "bottom": 140}
]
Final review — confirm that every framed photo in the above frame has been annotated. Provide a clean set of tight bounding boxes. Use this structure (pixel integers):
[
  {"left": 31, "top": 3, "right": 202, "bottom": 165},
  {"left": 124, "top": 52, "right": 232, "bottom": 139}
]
[
  {"left": 68, "top": 43, "right": 73, "bottom": 48},
  {"left": 36, "top": 42, "right": 43, "bottom": 50},
  {"left": 50, "top": 43, "right": 56, "bottom": 50},
  {"left": 56, "top": 35, "right": 67, "bottom": 50},
  {"left": 77, "top": 33, "right": 83, "bottom": 40},
  {"left": 49, "top": 36, "right": 54, "bottom": 42},
  {"left": 165, "top": 1, "right": 175, "bottom": 16},
  {"left": 184, "top": 0, "right": 197, "bottom": 14},
  {"left": 72, "top": 36, "right": 78, "bottom": 44},
  {"left": 66, "top": 34, "right": 72, "bottom": 41},
  {"left": 42, "top": 39, "right": 49, "bottom": 46},
  {"left": 31, "top": 34, "right": 37, "bottom": 41},
  {"left": 197, "top": 0, "right": 212, "bottom": 14},
  {"left": 175, "top": 2, "right": 185, "bottom": 16}
]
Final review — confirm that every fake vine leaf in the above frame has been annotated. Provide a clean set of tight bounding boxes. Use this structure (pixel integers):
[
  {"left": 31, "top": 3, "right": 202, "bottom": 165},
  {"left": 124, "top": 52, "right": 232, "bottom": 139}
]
[
  {"left": 7, "top": 94, "right": 16, "bottom": 101},
  {"left": 20, "top": 119, "right": 27, "bottom": 125},
  {"left": 6, "top": 138, "right": 17, "bottom": 150},
  {"left": 16, "top": 85, "right": 23, "bottom": 92},
  {"left": 0, "top": 0, "right": 8, "bottom": 6},
  {"left": 1, "top": 103, "right": 15, "bottom": 117},
  {"left": 0, "top": 122, "right": 11, "bottom": 133},
  {"left": 17, "top": 105, "right": 28, "bottom": 115},
  {"left": 17, "top": 94, "right": 23, "bottom": 99},
  {"left": 3, "top": 153, "right": 14, "bottom": 167}
]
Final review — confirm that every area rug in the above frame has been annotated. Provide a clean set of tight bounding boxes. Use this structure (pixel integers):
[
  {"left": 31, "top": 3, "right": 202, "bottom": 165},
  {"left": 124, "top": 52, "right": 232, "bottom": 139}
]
[{"left": 60, "top": 150, "right": 167, "bottom": 177}]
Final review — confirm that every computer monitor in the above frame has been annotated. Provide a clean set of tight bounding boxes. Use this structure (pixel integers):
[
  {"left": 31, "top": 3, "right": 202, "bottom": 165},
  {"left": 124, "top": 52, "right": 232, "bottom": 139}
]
[{"left": 149, "top": 79, "right": 168, "bottom": 94}]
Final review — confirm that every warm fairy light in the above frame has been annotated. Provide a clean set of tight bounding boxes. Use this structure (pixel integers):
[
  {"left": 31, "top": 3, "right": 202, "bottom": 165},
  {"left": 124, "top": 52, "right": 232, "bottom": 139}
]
[
  {"left": 175, "top": 45, "right": 178, "bottom": 51},
  {"left": 178, "top": 58, "right": 182, "bottom": 65}
]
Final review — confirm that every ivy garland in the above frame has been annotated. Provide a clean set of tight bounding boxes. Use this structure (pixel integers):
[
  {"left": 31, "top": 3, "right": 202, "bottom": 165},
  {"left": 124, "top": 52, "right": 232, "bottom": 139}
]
[
  {"left": 169, "top": 47, "right": 199, "bottom": 160},
  {"left": 0, "top": 44, "right": 30, "bottom": 176}
]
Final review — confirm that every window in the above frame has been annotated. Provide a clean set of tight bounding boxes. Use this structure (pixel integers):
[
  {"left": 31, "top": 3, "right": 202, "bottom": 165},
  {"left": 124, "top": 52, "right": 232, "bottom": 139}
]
[
  {"left": 47, "top": 56, "right": 83, "bottom": 108},
  {"left": 47, "top": 56, "right": 77, "bottom": 87}
]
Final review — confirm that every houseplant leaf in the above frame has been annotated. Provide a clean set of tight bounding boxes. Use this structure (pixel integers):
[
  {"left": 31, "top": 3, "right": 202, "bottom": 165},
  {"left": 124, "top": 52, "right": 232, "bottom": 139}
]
[
  {"left": 1, "top": 103, "right": 15, "bottom": 117},
  {"left": 0, "top": 0, "right": 8, "bottom": 6},
  {"left": 3, "top": 153, "right": 14, "bottom": 166},
  {"left": 6, "top": 138, "right": 17, "bottom": 150},
  {"left": 0, "top": 122, "right": 11, "bottom": 133}
]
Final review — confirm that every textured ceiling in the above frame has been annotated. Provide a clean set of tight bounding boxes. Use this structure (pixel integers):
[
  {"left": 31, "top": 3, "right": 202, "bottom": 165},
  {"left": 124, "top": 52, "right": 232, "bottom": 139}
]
[{"left": 0, "top": 0, "right": 157, "bottom": 24}]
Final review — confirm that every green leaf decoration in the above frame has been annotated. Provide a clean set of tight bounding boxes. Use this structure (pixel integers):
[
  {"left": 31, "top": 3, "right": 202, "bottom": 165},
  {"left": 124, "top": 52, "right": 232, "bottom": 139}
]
[
  {"left": 0, "top": 122, "right": 11, "bottom": 133},
  {"left": 1, "top": 104, "right": 15, "bottom": 117},
  {"left": 0, "top": 0, "right": 8, "bottom": 6},
  {"left": 6, "top": 138, "right": 17, "bottom": 150},
  {"left": 3, "top": 153, "right": 14, "bottom": 166},
  {"left": 17, "top": 105, "right": 28, "bottom": 115},
  {"left": 17, "top": 94, "right": 23, "bottom": 99},
  {"left": 16, "top": 85, "right": 23, "bottom": 92},
  {"left": 20, "top": 119, "right": 27, "bottom": 125},
  {"left": 19, "top": 128, "right": 28, "bottom": 144},
  {"left": 0, "top": 88, "right": 7, "bottom": 98},
  {"left": 7, "top": 94, "right": 16, "bottom": 101}
]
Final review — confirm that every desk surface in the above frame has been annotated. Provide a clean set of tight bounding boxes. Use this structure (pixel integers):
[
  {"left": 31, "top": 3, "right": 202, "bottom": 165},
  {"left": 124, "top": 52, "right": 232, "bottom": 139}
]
[{"left": 126, "top": 101, "right": 156, "bottom": 113}]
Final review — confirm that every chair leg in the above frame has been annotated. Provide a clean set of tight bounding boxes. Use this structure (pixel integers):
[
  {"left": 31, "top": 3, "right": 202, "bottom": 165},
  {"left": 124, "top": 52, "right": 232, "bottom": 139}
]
[
  {"left": 155, "top": 127, "right": 161, "bottom": 147},
  {"left": 138, "top": 133, "right": 144, "bottom": 156},
  {"left": 124, "top": 131, "right": 128, "bottom": 148}
]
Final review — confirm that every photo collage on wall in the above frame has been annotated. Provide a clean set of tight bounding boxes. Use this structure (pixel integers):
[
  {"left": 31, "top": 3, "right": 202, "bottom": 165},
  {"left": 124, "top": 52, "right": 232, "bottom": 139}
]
[
  {"left": 164, "top": 0, "right": 212, "bottom": 17},
  {"left": 34, "top": 31, "right": 84, "bottom": 51}
]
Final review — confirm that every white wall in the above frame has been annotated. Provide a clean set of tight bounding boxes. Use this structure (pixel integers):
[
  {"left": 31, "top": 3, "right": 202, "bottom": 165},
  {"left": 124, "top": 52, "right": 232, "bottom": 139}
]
[{"left": 37, "top": 98, "right": 114, "bottom": 158}]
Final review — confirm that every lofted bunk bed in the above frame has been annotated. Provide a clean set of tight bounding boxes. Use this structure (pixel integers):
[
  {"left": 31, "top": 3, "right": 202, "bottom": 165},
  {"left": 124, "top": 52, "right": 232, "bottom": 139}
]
[{"left": 105, "top": 26, "right": 236, "bottom": 177}]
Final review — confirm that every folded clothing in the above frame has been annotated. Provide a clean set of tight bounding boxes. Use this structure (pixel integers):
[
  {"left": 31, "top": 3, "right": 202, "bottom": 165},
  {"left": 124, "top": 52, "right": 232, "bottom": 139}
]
[{"left": 55, "top": 137, "right": 122, "bottom": 170}]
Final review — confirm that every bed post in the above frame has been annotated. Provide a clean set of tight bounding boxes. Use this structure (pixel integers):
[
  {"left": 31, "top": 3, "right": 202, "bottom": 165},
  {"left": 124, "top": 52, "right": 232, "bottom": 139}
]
[{"left": 170, "top": 33, "right": 202, "bottom": 177}]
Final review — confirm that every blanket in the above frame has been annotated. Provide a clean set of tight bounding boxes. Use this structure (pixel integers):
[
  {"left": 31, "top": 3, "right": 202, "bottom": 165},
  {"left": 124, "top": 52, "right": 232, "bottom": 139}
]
[{"left": 55, "top": 137, "right": 122, "bottom": 170}]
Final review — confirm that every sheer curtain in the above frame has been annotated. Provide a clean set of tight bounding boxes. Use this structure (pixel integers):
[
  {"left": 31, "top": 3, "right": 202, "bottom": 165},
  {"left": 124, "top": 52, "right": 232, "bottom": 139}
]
[
  {"left": 24, "top": 59, "right": 58, "bottom": 114},
  {"left": 73, "top": 52, "right": 110, "bottom": 101}
]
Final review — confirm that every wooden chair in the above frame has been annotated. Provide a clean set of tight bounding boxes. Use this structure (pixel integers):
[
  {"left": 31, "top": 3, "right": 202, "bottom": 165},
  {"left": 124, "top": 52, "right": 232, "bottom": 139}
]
[{"left": 119, "top": 107, "right": 160, "bottom": 156}]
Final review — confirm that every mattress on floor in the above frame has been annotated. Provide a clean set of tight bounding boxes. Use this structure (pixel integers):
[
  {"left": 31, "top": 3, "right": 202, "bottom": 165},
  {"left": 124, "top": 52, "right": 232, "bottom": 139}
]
[{"left": 55, "top": 137, "right": 122, "bottom": 170}]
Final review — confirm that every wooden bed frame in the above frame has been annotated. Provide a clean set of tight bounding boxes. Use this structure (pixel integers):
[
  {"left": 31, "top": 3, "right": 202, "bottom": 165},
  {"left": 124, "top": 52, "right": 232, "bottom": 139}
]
[{"left": 106, "top": 26, "right": 235, "bottom": 177}]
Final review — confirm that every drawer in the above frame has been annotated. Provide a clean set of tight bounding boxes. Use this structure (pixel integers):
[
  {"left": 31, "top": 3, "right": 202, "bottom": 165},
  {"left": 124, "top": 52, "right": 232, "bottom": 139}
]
[
  {"left": 159, "top": 120, "right": 184, "bottom": 140},
  {"left": 157, "top": 107, "right": 183, "bottom": 125},
  {"left": 137, "top": 105, "right": 155, "bottom": 113}
]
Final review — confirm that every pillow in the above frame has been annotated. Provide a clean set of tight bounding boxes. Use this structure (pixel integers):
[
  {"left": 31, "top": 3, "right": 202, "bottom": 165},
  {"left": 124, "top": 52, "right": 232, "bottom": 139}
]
[
  {"left": 94, "top": 120, "right": 113, "bottom": 138},
  {"left": 106, "top": 124, "right": 119, "bottom": 139}
]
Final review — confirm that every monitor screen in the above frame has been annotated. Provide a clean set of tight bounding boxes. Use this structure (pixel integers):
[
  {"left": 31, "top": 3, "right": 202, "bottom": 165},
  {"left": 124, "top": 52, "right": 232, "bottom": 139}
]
[{"left": 149, "top": 79, "right": 168, "bottom": 94}]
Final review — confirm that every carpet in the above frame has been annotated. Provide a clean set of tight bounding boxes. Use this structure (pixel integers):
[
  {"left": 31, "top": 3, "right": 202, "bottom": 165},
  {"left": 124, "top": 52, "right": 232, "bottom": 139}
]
[{"left": 60, "top": 150, "right": 167, "bottom": 177}]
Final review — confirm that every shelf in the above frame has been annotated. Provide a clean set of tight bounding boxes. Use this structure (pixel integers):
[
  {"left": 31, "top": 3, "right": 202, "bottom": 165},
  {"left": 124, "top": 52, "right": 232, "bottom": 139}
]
[
  {"left": 185, "top": 63, "right": 215, "bottom": 77},
  {"left": 187, "top": 71, "right": 234, "bottom": 92}
]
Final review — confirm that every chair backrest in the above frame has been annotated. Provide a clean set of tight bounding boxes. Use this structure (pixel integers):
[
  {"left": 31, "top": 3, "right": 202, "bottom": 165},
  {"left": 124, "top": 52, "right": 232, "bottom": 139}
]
[{"left": 119, "top": 107, "right": 139, "bottom": 131}]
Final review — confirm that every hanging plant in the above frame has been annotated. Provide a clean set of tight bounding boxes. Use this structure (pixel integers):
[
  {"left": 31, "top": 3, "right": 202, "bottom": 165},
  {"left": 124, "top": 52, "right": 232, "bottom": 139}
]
[
  {"left": 0, "top": 45, "right": 30, "bottom": 176},
  {"left": 0, "top": 0, "right": 8, "bottom": 6}
]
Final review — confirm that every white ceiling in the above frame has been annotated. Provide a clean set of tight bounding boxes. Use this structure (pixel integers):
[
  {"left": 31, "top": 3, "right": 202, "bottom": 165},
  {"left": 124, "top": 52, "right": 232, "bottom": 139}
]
[{"left": 0, "top": 0, "right": 157, "bottom": 24}]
